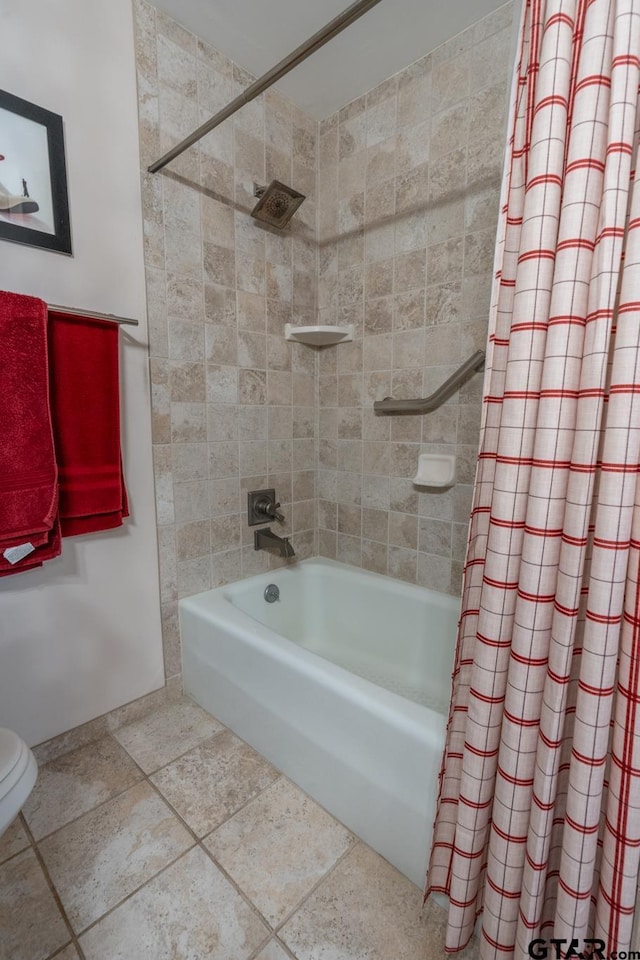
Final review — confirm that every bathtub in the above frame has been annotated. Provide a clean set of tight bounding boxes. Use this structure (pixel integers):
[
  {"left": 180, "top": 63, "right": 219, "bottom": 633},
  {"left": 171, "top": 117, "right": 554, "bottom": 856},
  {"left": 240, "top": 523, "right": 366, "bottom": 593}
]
[{"left": 180, "top": 557, "right": 458, "bottom": 887}]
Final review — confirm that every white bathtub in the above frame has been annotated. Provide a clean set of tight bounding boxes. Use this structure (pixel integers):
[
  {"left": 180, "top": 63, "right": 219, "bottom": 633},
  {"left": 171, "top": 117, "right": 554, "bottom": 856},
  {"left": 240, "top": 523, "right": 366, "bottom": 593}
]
[{"left": 180, "top": 557, "right": 458, "bottom": 887}]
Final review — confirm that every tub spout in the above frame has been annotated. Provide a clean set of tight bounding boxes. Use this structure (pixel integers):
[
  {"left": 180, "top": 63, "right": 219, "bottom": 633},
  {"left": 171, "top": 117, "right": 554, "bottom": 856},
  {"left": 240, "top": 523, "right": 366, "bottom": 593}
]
[
  {"left": 281, "top": 538, "right": 296, "bottom": 558},
  {"left": 254, "top": 526, "right": 295, "bottom": 558}
]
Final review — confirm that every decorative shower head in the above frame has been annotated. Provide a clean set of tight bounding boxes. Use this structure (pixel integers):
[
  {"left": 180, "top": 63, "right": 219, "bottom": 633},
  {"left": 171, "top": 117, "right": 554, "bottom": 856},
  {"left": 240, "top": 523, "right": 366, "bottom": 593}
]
[{"left": 251, "top": 180, "right": 306, "bottom": 229}]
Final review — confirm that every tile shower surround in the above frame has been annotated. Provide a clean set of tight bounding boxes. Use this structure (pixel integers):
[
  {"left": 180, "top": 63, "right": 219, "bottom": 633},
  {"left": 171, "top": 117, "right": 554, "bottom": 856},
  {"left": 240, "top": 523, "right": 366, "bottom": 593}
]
[
  {"left": 314, "top": 8, "right": 514, "bottom": 593},
  {"left": 134, "top": 0, "right": 320, "bottom": 688},
  {"left": 134, "top": 0, "right": 516, "bottom": 682}
]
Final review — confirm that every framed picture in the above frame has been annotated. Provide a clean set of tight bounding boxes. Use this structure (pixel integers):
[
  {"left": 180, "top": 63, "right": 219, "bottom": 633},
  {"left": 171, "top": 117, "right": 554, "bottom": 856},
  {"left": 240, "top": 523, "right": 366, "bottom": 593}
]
[{"left": 0, "top": 89, "right": 72, "bottom": 255}]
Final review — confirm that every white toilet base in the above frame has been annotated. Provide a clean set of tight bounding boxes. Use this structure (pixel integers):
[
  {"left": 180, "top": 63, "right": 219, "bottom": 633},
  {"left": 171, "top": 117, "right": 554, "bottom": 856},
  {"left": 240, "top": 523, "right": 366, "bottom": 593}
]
[{"left": 0, "top": 736, "right": 38, "bottom": 837}]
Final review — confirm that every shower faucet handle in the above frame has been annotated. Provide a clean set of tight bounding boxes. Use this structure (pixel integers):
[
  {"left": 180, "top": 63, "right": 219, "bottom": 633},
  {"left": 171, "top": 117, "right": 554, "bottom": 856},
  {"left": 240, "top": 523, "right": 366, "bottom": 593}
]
[
  {"left": 248, "top": 488, "right": 286, "bottom": 525},
  {"left": 261, "top": 498, "right": 284, "bottom": 522}
]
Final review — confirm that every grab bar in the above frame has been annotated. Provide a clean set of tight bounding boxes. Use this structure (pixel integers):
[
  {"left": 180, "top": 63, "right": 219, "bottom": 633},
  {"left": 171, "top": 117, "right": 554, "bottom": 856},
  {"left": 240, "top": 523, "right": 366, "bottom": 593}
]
[{"left": 373, "top": 350, "right": 485, "bottom": 414}]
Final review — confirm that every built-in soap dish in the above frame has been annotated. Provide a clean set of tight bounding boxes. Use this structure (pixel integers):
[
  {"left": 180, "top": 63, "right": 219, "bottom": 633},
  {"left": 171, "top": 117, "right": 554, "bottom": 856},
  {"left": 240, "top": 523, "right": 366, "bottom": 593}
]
[{"left": 413, "top": 454, "right": 456, "bottom": 488}]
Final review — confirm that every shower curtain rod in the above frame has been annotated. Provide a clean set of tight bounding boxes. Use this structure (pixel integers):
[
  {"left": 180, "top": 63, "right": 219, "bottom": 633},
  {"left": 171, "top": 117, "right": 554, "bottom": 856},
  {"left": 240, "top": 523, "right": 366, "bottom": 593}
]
[
  {"left": 49, "top": 304, "right": 139, "bottom": 326},
  {"left": 148, "top": 0, "right": 384, "bottom": 174}
]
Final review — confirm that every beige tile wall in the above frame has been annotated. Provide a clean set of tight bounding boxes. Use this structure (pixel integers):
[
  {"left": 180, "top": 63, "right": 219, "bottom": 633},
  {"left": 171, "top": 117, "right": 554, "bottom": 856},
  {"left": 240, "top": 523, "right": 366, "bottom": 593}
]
[
  {"left": 315, "top": 3, "right": 515, "bottom": 595},
  {"left": 134, "top": 0, "right": 319, "bottom": 682},
  {"left": 134, "top": 0, "right": 516, "bottom": 681}
]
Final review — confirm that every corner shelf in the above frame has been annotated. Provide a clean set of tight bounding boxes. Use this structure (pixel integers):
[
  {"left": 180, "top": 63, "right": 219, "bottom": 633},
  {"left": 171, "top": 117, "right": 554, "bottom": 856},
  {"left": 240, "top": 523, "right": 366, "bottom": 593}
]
[{"left": 284, "top": 323, "right": 354, "bottom": 346}]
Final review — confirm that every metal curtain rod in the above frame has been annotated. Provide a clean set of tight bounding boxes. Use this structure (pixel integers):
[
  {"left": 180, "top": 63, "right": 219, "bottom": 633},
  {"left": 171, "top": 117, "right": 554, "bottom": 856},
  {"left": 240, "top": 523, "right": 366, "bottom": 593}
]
[
  {"left": 373, "top": 350, "right": 486, "bottom": 414},
  {"left": 148, "top": 0, "right": 384, "bottom": 174},
  {"left": 49, "top": 304, "right": 139, "bottom": 327}
]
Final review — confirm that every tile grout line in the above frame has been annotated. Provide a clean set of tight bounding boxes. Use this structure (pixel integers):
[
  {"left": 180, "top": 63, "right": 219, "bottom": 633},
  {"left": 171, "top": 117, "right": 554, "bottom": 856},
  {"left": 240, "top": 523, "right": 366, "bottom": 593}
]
[
  {"left": 30, "top": 743, "right": 281, "bottom": 945},
  {"left": 143, "top": 768, "right": 284, "bottom": 922},
  {"left": 139, "top": 776, "right": 278, "bottom": 949},
  {"left": 22, "top": 735, "right": 208, "bottom": 946},
  {"left": 42, "top": 734, "right": 246, "bottom": 941},
  {"left": 20, "top": 813, "right": 87, "bottom": 960},
  {"left": 28, "top": 720, "right": 226, "bottom": 845},
  {"left": 25, "top": 735, "right": 152, "bottom": 845},
  {"left": 271, "top": 935, "right": 300, "bottom": 960},
  {"left": 273, "top": 838, "right": 362, "bottom": 941},
  {"left": 246, "top": 932, "right": 299, "bottom": 960},
  {"left": 68, "top": 841, "right": 201, "bottom": 943},
  {"left": 48, "top": 945, "right": 82, "bottom": 960},
  {"left": 116, "top": 722, "right": 363, "bottom": 949},
  {"left": 121, "top": 722, "right": 228, "bottom": 778},
  {"left": 0, "top": 829, "right": 32, "bottom": 870}
]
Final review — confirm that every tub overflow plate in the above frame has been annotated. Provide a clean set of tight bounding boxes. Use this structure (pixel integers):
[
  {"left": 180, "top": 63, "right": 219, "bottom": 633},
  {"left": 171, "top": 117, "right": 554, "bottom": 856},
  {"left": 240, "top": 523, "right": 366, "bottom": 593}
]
[{"left": 264, "top": 584, "right": 280, "bottom": 603}]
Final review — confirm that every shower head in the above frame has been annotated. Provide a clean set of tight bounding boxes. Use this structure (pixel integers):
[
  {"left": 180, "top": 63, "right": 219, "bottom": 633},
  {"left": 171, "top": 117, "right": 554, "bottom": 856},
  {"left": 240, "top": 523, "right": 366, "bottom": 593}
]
[{"left": 251, "top": 180, "right": 305, "bottom": 229}]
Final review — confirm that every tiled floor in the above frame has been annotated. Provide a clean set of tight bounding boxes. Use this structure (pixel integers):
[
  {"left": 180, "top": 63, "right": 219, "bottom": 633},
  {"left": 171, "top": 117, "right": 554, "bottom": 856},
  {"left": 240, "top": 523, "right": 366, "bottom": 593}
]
[{"left": 0, "top": 697, "right": 478, "bottom": 960}]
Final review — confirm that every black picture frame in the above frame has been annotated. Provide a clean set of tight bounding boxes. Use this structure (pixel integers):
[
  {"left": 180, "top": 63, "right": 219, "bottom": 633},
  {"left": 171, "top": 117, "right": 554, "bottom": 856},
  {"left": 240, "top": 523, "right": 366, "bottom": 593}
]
[{"left": 0, "top": 89, "right": 72, "bottom": 255}]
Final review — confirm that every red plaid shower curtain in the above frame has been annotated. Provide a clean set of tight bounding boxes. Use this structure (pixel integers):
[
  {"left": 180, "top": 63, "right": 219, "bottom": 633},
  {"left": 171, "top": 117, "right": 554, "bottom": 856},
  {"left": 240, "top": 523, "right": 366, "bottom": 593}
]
[{"left": 426, "top": 1, "right": 640, "bottom": 957}]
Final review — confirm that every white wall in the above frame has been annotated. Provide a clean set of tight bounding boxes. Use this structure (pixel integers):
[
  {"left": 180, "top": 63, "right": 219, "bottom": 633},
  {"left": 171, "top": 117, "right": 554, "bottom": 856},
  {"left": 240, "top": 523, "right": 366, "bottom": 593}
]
[{"left": 0, "top": 0, "right": 165, "bottom": 745}]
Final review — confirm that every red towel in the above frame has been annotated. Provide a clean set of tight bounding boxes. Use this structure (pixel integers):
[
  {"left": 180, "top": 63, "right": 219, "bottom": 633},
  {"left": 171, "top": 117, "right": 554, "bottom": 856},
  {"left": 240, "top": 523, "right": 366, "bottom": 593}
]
[
  {"left": 0, "top": 290, "right": 59, "bottom": 553},
  {"left": 48, "top": 310, "right": 129, "bottom": 536},
  {"left": 0, "top": 519, "right": 61, "bottom": 577}
]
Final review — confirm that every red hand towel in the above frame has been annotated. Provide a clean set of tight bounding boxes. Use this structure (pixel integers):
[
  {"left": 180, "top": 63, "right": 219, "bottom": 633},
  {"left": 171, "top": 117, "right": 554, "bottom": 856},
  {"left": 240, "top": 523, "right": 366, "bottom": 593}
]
[
  {"left": 48, "top": 310, "right": 129, "bottom": 536},
  {"left": 0, "top": 290, "right": 59, "bottom": 545}
]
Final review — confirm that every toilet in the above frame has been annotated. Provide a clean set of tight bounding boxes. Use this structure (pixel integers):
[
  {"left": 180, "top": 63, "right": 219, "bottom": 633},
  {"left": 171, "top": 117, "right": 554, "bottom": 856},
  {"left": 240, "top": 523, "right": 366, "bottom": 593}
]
[{"left": 0, "top": 728, "right": 37, "bottom": 837}]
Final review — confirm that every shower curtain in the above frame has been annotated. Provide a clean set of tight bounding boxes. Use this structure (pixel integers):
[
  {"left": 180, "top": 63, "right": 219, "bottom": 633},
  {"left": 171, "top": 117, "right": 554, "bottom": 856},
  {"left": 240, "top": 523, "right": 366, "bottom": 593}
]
[{"left": 426, "top": 1, "right": 640, "bottom": 957}]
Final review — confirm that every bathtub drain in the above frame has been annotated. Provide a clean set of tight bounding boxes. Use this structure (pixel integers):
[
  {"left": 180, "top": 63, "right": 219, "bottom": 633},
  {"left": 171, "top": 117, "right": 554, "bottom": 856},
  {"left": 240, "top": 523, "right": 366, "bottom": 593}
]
[{"left": 264, "top": 583, "right": 280, "bottom": 603}]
